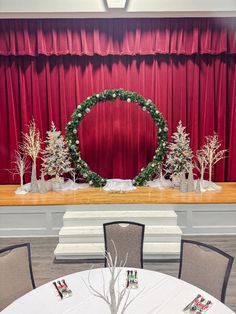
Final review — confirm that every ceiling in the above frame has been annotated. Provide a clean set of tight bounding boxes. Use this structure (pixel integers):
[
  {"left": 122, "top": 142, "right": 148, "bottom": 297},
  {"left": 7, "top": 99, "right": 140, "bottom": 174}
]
[{"left": 0, "top": 0, "right": 236, "bottom": 18}]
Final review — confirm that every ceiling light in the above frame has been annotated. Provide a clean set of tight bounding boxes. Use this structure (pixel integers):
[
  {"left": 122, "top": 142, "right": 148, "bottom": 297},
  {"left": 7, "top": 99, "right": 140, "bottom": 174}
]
[{"left": 106, "top": 0, "right": 126, "bottom": 8}]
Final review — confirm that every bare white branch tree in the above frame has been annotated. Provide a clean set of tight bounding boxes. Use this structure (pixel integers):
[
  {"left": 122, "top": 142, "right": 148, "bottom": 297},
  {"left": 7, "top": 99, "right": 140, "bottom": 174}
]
[
  {"left": 22, "top": 119, "right": 41, "bottom": 192},
  {"left": 199, "top": 133, "right": 227, "bottom": 182},
  {"left": 69, "top": 167, "right": 79, "bottom": 188},
  {"left": 7, "top": 150, "right": 30, "bottom": 187},
  {"left": 84, "top": 240, "right": 143, "bottom": 314},
  {"left": 196, "top": 150, "right": 208, "bottom": 182}
]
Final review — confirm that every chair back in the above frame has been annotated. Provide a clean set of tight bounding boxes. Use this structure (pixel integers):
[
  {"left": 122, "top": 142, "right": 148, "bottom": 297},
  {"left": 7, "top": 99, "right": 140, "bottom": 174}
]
[
  {"left": 103, "top": 221, "right": 145, "bottom": 268},
  {"left": 0, "top": 243, "right": 36, "bottom": 310},
  {"left": 178, "top": 239, "right": 234, "bottom": 303}
]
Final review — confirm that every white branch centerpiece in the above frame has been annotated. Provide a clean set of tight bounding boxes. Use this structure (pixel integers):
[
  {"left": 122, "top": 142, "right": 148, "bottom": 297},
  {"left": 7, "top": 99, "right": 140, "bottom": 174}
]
[{"left": 84, "top": 241, "right": 143, "bottom": 314}]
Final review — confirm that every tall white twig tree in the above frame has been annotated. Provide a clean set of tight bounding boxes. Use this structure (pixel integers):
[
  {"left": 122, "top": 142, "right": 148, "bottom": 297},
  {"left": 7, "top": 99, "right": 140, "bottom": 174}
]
[
  {"left": 8, "top": 150, "right": 30, "bottom": 187},
  {"left": 42, "top": 122, "right": 72, "bottom": 181},
  {"left": 84, "top": 241, "right": 143, "bottom": 314},
  {"left": 166, "top": 121, "right": 193, "bottom": 182},
  {"left": 198, "top": 133, "right": 227, "bottom": 182},
  {"left": 22, "top": 119, "right": 41, "bottom": 192}
]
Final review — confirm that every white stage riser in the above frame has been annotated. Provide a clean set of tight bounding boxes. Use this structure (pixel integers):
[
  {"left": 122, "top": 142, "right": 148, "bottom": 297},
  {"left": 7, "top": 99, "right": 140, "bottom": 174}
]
[
  {"left": 54, "top": 242, "right": 181, "bottom": 260},
  {"left": 63, "top": 211, "right": 177, "bottom": 227},
  {"left": 55, "top": 210, "right": 182, "bottom": 260},
  {"left": 59, "top": 225, "right": 182, "bottom": 243},
  {"left": 1, "top": 204, "right": 236, "bottom": 237},
  {"left": 59, "top": 235, "right": 181, "bottom": 244}
]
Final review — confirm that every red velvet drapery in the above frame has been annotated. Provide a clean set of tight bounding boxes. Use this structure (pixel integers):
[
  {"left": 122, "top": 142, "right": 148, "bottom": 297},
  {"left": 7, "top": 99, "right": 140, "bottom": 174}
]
[
  {"left": 0, "top": 19, "right": 235, "bottom": 183},
  {"left": 0, "top": 18, "right": 236, "bottom": 56}
]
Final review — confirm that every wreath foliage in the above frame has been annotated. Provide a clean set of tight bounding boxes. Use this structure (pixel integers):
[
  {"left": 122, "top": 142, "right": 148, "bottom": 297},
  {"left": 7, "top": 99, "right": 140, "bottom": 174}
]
[{"left": 66, "top": 89, "right": 168, "bottom": 187}]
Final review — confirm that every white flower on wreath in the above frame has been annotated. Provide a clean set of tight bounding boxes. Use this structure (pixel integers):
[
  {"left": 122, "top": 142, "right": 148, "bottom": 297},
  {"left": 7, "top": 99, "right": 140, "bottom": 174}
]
[
  {"left": 113, "top": 93, "right": 116, "bottom": 98},
  {"left": 89, "top": 180, "right": 93, "bottom": 185},
  {"left": 85, "top": 108, "right": 90, "bottom": 113},
  {"left": 78, "top": 113, "right": 82, "bottom": 117},
  {"left": 127, "top": 98, "right": 131, "bottom": 102},
  {"left": 96, "top": 94, "right": 100, "bottom": 98},
  {"left": 77, "top": 105, "right": 81, "bottom": 109}
]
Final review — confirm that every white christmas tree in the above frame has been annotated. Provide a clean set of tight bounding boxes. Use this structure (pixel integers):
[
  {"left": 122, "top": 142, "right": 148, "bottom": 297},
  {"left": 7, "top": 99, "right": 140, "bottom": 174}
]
[
  {"left": 166, "top": 121, "right": 193, "bottom": 181},
  {"left": 42, "top": 122, "right": 72, "bottom": 179}
]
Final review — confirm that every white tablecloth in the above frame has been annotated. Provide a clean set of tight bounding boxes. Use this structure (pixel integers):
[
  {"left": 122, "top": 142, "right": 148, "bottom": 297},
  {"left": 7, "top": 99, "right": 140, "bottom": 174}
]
[{"left": 2, "top": 268, "right": 235, "bottom": 314}]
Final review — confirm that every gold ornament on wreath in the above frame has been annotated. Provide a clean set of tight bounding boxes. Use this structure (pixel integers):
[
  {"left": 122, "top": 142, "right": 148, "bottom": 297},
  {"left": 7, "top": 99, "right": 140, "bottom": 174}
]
[{"left": 66, "top": 89, "right": 168, "bottom": 187}]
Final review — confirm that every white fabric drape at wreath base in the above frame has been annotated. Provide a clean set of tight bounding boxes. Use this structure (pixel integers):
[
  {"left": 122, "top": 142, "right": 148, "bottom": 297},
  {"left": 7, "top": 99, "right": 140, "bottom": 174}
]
[{"left": 103, "top": 179, "right": 136, "bottom": 192}]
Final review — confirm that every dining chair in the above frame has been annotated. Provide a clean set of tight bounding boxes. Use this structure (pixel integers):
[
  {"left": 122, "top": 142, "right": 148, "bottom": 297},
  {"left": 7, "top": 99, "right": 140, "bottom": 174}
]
[
  {"left": 103, "top": 221, "right": 145, "bottom": 268},
  {"left": 178, "top": 239, "right": 234, "bottom": 303},
  {"left": 0, "top": 243, "right": 36, "bottom": 310}
]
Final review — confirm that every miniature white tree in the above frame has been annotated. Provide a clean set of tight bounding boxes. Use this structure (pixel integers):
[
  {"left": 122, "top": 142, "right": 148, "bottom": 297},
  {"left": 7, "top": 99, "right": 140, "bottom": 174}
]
[
  {"left": 198, "top": 133, "right": 227, "bottom": 183},
  {"left": 42, "top": 122, "right": 72, "bottom": 180},
  {"left": 166, "top": 121, "right": 193, "bottom": 183},
  {"left": 69, "top": 168, "right": 79, "bottom": 189},
  {"left": 22, "top": 119, "right": 41, "bottom": 192},
  {"left": 39, "top": 170, "right": 47, "bottom": 193},
  {"left": 196, "top": 149, "right": 208, "bottom": 182},
  {"left": 8, "top": 150, "right": 30, "bottom": 187},
  {"left": 84, "top": 241, "right": 143, "bottom": 314},
  {"left": 187, "top": 163, "right": 195, "bottom": 192}
]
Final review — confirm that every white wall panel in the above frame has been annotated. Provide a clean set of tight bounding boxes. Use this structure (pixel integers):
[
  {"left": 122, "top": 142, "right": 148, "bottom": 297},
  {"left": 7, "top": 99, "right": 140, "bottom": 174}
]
[{"left": 0, "top": 203, "right": 236, "bottom": 237}]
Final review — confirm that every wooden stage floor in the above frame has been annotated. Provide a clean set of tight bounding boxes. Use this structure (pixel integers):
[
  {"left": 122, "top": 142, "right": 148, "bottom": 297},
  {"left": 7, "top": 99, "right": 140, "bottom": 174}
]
[{"left": 0, "top": 182, "right": 235, "bottom": 206}]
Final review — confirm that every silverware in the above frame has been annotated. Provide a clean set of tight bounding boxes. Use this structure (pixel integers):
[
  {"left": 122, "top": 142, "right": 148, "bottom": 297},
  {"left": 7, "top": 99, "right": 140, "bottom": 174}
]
[
  {"left": 62, "top": 279, "right": 72, "bottom": 295},
  {"left": 53, "top": 281, "right": 63, "bottom": 299}
]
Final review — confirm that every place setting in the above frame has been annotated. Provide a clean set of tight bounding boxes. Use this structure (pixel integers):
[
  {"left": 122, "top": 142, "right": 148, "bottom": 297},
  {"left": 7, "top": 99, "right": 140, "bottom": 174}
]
[
  {"left": 52, "top": 279, "right": 73, "bottom": 300},
  {"left": 183, "top": 294, "right": 213, "bottom": 314},
  {"left": 126, "top": 270, "right": 139, "bottom": 289}
]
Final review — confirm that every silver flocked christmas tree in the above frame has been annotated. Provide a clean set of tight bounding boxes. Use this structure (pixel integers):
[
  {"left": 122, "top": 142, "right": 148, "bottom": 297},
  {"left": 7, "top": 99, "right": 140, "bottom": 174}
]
[
  {"left": 42, "top": 122, "right": 72, "bottom": 181},
  {"left": 166, "top": 121, "right": 193, "bottom": 185}
]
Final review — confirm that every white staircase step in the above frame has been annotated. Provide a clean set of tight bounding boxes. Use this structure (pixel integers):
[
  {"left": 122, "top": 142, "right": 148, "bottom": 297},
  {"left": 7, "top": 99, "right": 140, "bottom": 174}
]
[
  {"left": 63, "top": 210, "right": 177, "bottom": 226},
  {"left": 54, "top": 242, "right": 180, "bottom": 260},
  {"left": 59, "top": 225, "right": 182, "bottom": 243}
]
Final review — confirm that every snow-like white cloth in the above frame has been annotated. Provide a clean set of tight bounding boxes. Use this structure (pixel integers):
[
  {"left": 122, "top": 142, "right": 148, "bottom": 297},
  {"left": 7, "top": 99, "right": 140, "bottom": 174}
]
[
  {"left": 15, "top": 179, "right": 90, "bottom": 194},
  {"left": 60, "top": 179, "right": 90, "bottom": 191},
  {"left": 103, "top": 179, "right": 136, "bottom": 192},
  {"left": 146, "top": 178, "right": 173, "bottom": 189},
  {"left": 195, "top": 180, "right": 222, "bottom": 192}
]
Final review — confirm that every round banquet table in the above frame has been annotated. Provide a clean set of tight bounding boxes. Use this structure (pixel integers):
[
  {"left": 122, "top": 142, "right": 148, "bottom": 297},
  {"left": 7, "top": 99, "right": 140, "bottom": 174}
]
[{"left": 2, "top": 268, "right": 235, "bottom": 314}]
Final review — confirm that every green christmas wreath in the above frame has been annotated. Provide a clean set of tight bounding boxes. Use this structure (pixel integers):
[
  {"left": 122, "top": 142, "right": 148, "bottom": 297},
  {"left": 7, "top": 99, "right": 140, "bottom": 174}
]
[{"left": 66, "top": 89, "right": 168, "bottom": 187}]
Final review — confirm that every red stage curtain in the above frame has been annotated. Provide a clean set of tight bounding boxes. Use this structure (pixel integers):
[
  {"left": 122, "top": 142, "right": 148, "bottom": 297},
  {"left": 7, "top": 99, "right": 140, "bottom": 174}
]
[
  {"left": 0, "top": 18, "right": 236, "bottom": 56},
  {"left": 0, "top": 54, "right": 235, "bottom": 183}
]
